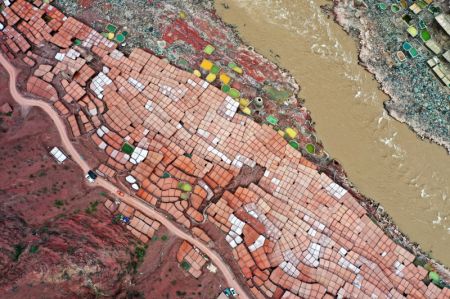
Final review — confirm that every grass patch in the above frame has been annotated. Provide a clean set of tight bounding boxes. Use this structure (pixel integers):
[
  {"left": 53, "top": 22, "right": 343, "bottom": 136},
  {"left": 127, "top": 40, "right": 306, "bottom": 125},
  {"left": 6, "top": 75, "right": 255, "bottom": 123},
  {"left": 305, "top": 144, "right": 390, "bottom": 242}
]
[
  {"left": 263, "top": 85, "right": 291, "bottom": 103},
  {"left": 12, "top": 243, "right": 26, "bottom": 262},
  {"left": 85, "top": 201, "right": 99, "bottom": 215},
  {"left": 121, "top": 143, "right": 135, "bottom": 155}
]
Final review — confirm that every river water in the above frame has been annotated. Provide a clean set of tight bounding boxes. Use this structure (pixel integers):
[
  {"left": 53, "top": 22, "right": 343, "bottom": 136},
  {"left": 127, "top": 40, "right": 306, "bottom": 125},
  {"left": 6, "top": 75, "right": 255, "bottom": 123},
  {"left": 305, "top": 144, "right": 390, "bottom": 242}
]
[{"left": 215, "top": 0, "right": 450, "bottom": 265}]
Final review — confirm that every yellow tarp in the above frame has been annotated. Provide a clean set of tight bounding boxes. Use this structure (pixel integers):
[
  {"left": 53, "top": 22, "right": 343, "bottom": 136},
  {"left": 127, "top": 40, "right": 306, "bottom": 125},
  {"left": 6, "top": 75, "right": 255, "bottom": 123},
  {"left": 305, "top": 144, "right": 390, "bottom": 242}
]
[
  {"left": 206, "top": 73, "right": 216, "bottom": 82},
  {"left": 285, "top": 127, "right": 297, "bottom": 139},
  {"left": 193, "top": 70, "right": 201, "bottom": 77},
  {"left": 220, "top": 73, "right": 231, "bottom": 85},
  {"left": 200, "top": 59, "right": 213, "bottom": 71}
]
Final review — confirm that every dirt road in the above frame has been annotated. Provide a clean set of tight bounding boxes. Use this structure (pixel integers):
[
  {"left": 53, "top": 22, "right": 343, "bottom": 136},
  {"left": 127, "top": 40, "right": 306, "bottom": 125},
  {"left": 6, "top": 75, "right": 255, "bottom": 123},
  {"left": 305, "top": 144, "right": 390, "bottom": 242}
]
[{"left": 0, "top": 54, "right": 250, "bottom": 299}]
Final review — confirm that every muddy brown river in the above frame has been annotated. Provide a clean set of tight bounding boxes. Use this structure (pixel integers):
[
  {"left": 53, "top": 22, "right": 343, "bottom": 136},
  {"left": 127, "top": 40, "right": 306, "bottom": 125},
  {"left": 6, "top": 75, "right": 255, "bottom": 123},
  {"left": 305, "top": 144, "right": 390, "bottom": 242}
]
[{"left": 216, "top": 0, "right": 450, "bottom": 265}]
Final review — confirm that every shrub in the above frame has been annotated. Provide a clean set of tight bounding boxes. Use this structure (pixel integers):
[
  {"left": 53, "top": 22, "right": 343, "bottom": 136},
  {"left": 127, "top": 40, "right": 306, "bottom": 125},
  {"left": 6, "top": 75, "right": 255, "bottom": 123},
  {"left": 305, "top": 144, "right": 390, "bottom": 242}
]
[
  {"left": 12, "top": 243, "right": 26, "bottom": 261},
  {"left": 54, "top": 199, "right": 64, "bottom": 208},
  {"left": 135, "top": 245, "right": 147, "bottom": 263},
  {"left": 85, "top": 201, "right": 99, "bottom": 214},
  {"left": 29, "top": 245, "right": 39, "bottom": 254}
]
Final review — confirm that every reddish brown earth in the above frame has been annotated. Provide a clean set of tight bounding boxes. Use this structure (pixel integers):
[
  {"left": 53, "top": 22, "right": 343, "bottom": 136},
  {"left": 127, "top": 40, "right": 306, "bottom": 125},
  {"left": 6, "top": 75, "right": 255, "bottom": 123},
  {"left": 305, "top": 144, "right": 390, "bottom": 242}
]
[
  {"left": 0, "top": 65, "right": 135, "bottom": 298},
  {"left": 0, "top": 65, "right": 228, "bottom": 299},
  {"left": 129, "top": 227, "right": 227, "bottom": 299}
]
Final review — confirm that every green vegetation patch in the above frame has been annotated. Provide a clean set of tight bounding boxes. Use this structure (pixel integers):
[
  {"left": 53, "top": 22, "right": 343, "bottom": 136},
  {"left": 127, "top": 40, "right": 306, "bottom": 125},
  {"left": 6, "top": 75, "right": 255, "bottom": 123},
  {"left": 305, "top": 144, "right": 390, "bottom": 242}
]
[
  {"left": 12, "top": 243, "right": 26, "bottom": 262},
  {"left": 263, "top": 85, "right": 291, "bottom": 103},
  {"left": 161, "top": 235, "right": 169, "bottom": 241},
  {"left": 135, "top": 245, "right": 147, "bottom": 263},
  {"left": 180, "top": 260, "right": 191, "bottom": 271},
  {"left": 54, "top": 199, "right": 65, "bottom": 208},
  {"left": 85, "top": 201, "right": 99, "bottom": 215},
  {"left": 121, "top": 143, "right": 135, "bottom": 155},
  {"left": 305, "top": 143, "right": 315, "bottom": 154},
  {"left": 29, "top": 245, "right": 39, "bottom": 254},
  {"left": 128, "top": 244, "right": 148, "bottom": 274}
]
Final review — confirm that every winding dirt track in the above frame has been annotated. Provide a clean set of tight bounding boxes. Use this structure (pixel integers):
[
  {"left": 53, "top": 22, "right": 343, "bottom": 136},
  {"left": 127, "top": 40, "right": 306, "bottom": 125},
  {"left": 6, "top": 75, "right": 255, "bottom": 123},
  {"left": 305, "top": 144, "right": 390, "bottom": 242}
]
[{"left": 0, "top": 54, "right": 249, "bottom": 299}]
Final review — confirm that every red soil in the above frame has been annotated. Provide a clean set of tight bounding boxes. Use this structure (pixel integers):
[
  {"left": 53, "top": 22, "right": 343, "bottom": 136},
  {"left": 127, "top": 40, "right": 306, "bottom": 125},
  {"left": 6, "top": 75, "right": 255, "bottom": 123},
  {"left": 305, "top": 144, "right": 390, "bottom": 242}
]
[{"left": 127, "top": 227, "right": 227, "bottom": 299}]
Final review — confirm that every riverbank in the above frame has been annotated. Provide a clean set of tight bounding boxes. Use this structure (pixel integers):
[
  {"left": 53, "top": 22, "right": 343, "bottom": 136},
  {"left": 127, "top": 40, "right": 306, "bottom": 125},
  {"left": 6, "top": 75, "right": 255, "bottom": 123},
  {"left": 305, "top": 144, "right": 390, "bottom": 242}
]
[
  {"left": 333, "top": 0, "right": 450, "bottom": 152},
  {"left": 213, "top": 0, "right": 450, "bottom": 281}
]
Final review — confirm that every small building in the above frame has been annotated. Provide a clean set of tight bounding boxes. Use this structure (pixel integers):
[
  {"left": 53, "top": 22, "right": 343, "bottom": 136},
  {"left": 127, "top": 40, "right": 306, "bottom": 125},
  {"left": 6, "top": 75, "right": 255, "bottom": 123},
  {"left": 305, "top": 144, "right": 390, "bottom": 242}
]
[
  {"left": 49, "top": 147, "right": 67, "bottom": 163},
  {"left": 443, "top": 50, "right": 450, "bottom": 63},
  {"left": 435, "top": 14, "right": 450, "bottom": 36},
  {"left": 425, "top": 39, "right": 442, "bottom": 55}
]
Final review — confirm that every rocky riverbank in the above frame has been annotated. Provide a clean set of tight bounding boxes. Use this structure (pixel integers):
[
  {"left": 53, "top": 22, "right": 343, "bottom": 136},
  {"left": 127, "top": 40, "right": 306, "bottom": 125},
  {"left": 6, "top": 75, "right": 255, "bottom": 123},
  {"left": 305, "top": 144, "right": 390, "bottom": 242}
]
[
  {"left": 333, "top": 0, "right": 449, "bottom": 152},
  {"left": 332, "top": 0, "right": 450, "bottom": 282}
]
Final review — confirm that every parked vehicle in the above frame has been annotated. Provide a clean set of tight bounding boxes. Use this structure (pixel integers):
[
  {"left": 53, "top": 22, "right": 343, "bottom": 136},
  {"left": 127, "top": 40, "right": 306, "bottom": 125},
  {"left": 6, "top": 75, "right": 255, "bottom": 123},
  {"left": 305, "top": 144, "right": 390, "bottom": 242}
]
[
  {"left": 223, "top": 288, "right": 237, "bottom": 297},
  {"left": 85, "top": 170, "right": 98, "bottom": 183}
]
